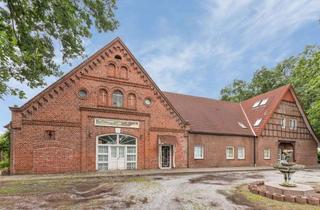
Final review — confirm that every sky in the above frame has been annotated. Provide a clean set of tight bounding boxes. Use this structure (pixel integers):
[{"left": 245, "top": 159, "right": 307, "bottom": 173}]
[{"left": 1, "top": 0, "right": 320, "bottom": 133}]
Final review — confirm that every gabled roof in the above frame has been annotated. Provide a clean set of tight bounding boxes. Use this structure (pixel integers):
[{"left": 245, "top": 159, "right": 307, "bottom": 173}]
[
  {"left": 165, "top": 85, "right": 319, "bottom": 144},
  {"left": 240, "top": 85, "right": 291, "bottom": 136},
  {"left": 10, "top": 37, "right": 186, "bottom": 127},
  {"left": 164, "top": 92, "right": 253, "bottom": 136}
]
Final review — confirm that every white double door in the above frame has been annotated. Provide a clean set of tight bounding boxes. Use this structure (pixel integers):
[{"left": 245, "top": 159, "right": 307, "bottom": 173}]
[{"left": 109, "top": 146, "right": 126, "bottom": 170}]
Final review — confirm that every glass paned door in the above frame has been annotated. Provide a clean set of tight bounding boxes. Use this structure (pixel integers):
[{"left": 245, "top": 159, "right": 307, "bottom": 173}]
[
  {"left": 96, "top": 134, "right": 137, "bottom": 171},
  {"left": 161, "top": 145, "right": 171, "bottom": 168},
  {"left": 117, "top": 146, "right": 126, "bottom": 170}
]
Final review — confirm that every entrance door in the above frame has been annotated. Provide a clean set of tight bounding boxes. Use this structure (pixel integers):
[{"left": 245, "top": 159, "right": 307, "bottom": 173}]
[
  {"left": 108, "top": 146, "right": 126, "bottom": 170},
  {"left": 161, "top": 145, "right": 171, "bottom": 168},
  {"left": 117, "top": 146, "right": 126, "bottom": 169},
  {"left": 96, "top": 134, "right": 137, "bottom": 171},
  {"left": 278, "top": 142, "right": 295, "bottom": 162}
]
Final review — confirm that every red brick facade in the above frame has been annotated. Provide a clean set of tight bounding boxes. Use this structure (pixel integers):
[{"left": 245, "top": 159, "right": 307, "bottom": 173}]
[{"left": 8, "top": 38, "right": 319, "bottom": 174}]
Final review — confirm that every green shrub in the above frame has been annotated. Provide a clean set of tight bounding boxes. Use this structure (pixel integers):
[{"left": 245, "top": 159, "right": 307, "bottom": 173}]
[
  {"left": 0, "top": 131, "right": 10, "bottom": 169},
  {"left": 0, "top": 159, "right": 9, "bottom": 169}
]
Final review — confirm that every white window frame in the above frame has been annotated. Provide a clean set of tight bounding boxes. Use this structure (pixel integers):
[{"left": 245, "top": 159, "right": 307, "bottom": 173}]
[
  {"left": 264, "top": 148, "right": 271, "bottom": 160},
  {"left": 289, "top": 119, "right": 297, "bottom": 130},
  {"left": 226, "top": 146, "right": 234, "bottom": 160},
  {"left": 278, "top": 148, "right": 282, "bottom": 161},
  {"left": 238, "top": 122, "right": 247, "bottom": 129},
  {"left": 260, "top": 98, "right": 268, "bottom": 105},
  {"left": 96, "top": 134, "right": 137, "bottom": 171},
  {"left": 194, "top": 145, "right": 204, "bottom": 159},
  {"left": 281, "top": 117, "right": 286, "bottom": 129},
  {"left": 237, "top": 146, "right": 245, "bottom": 160},
  {"left": 252, "top": 100, "right": 261, "bottom": 108},
  {"left": 254, "top": 118, "right": 262, "bottom": 127}
]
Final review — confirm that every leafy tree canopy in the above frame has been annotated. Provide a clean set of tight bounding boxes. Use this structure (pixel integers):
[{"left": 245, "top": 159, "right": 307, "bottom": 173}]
[
  {"left": 0, "top": 131, "right": 9, "bottom": 155},
  {"left": 220, "top": 45, "right": 320, "bottom": 137},
  {"left": 0, "top": 0, "right": 118, "bottom": 99}
]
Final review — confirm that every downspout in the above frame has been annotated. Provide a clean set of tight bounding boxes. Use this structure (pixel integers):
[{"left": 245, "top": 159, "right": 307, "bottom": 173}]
[
  {"left": 253, "top": 136, "right": 256, "bottom": 167},
  {"left": 185, "top": 121, "right": 191, "bottom": 168},
  {"left": 187, "top": 133, "right": 190, "bottom": 168}
]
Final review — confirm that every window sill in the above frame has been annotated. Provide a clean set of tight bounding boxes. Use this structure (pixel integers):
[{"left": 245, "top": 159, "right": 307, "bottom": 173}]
[
  {"left": 194, "top": 158, "right": 204, "bottom": 160},
  {"left": 226, "top": 158, "right": 235, "bottom": 160}
]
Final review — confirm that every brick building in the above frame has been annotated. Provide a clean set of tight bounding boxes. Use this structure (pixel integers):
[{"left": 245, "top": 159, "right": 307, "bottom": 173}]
[{"left": 7, "top": 38, "right": 319, "bottom": 174}]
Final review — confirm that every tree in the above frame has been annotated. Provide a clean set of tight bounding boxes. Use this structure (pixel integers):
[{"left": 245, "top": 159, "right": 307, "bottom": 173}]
[
  {"left": 249, "top": 66, "right": 288, "bottom": 95},
  {"left": 0, "top": 131, "right": 10, "bottom": 168},
  {"left": 289, "top": 46, "right": 320, "bottom": 137},
  {"left": 0, "top": 0, "right": 118, "bottom": 99},
  {"left": 220, "top": 79, "right": 253, "bottom": 102},
  {"left": 220, "top": 45, "right": 320, "bottom": 138}
]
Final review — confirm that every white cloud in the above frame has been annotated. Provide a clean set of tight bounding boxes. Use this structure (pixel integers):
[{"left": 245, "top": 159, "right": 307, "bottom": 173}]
[{"left": 138, "top": 0, "right": 320, "bottom": 97}]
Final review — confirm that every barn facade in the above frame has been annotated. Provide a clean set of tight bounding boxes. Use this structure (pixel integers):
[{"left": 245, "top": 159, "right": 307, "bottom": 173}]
[{"left": 7, "top": 38, "right": 319, "bottom": 174}]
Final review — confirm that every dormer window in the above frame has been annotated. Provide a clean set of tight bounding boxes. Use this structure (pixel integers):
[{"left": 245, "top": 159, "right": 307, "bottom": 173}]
[
  {"left": 252, "top": 100, "right": 261, "bottom": 108},
  {"left": 260, "top": 98, "right": 268, "bottom": 105},
  {"left": 238, "top": 122, "right": 247, "bottom": 129},
  {"left": 254, "top": 118, "right": 262, "bottom": 127}
]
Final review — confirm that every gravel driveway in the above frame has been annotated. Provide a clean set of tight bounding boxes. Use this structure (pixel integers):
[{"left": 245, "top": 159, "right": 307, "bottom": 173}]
[{"left": 0, "top": 169, "right": 320, "bottom": 209}]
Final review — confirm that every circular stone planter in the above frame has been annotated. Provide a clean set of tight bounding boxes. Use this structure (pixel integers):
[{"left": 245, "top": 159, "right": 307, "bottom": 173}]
[
  {"left": 265, "top": 182, "right": 315, "bottom": 197},
  {"left": 248, "top": 181, "right": 320, "bottom": 206}
]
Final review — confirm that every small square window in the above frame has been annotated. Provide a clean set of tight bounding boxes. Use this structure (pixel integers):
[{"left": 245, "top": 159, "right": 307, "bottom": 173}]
[
  {"left": 194, "top": 145, "right": 204, "bottom": 159},
  {"left": 264, "top": 148, "right": 271, "bottom": 160},
  {"left": 45, "top": 130, "right": 55, "bottom": 140},
  {"left": 237, "top": 147, "right": 245, "bottom": 160},
  {"left": 226, "top": 146, "right": 234, "bottom": 159}
]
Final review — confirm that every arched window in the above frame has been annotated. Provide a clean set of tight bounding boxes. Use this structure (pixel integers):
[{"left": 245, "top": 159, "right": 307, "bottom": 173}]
[
  {"left": 98, "top": 89, "right": 108, "bottom": 106},
  {"left": 107, "top": 63, "right": 116, "bottom": 77},
  {"left": 128, "top": 93, "right": 136, "bottom": 109},
  {"left": 112, "top": 90, "right": 123, "bottom": 107},
  {"left": 120, "top": 66, "right": 128, "bottom": 79}
]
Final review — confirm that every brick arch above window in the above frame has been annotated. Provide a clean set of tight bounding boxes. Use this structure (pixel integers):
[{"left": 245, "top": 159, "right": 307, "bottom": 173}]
[
  {"left": 98, "top": 88, "right": 108, "bottom": 106},
  {"left": 120, "top": 65, "right": 128, "bottom": 79},
  {"left": 111, "top": 88, "right": 125, "bottom": 108},
  {"left": 127, "top": 93, "right": 137, "bottom": 109},
  {"left": 107, "top": 62, "right": 117, "bottom": 77}
]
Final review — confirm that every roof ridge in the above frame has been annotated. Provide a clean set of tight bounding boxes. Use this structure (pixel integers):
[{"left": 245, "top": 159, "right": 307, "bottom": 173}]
[
  {"left": 163, "top": 91, "right": 239, "bottom": 105},
  {"left": 242, "top": 84, "right": 291, "bottom": 103}
]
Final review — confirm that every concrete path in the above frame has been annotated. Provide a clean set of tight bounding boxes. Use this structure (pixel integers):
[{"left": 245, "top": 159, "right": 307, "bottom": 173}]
[{"left": 0, "top": 166, "right": 274, "bottom": 182}]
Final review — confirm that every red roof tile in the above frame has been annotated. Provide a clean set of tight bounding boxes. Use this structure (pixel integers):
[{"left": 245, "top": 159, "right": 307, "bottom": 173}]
[
  {"left": 164, "top": 84, "right": 293, "bottom": 137},
  {"left": 240, "top": 85, "right": 291, "bottom": 136},
  {"left": 164, "top": 92, "right": 253, "bottom": 136}
]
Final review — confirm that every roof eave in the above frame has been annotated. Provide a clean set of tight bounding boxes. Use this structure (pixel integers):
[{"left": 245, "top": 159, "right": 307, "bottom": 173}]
[{"left": 189, "top": 130, "right": 255, "bottom": 137}]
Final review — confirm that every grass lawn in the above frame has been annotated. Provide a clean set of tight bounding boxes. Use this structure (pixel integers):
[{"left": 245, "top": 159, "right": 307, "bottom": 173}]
[{"left": 229, "top": 185, "right": 320, "bottom": 210}]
